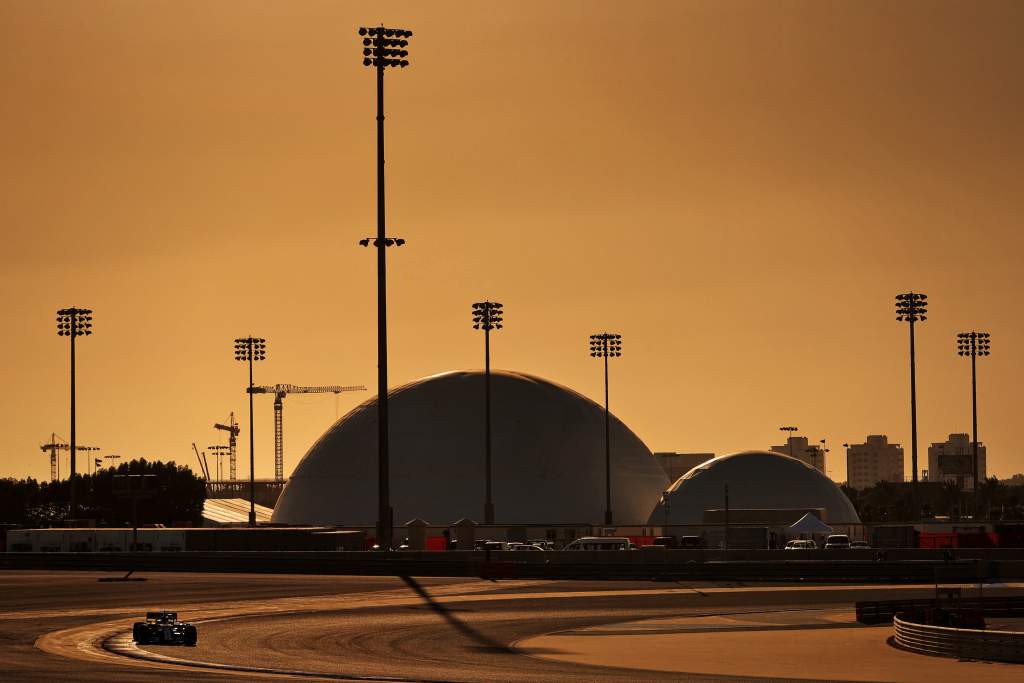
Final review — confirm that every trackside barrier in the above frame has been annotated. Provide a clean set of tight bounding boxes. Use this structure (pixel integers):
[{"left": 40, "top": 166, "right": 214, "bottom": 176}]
[
  {"left": 857, "top": 596, "right": 1024, "bottom": 624},
  {"left": 3, "top": 551, "right": 1024, "bottom": 582},
  {"left": 893, "top": 614, "right": 1024, "bottom": 663}
]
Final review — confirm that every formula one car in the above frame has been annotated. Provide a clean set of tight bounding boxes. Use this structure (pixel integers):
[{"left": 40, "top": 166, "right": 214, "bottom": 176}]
[{"left": 132, "top": 611, "right": 197, "bottom": 646}]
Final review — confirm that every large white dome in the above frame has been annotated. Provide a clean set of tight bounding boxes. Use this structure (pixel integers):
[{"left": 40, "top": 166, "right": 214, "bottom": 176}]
[
  {"left": 649, "top": 451, "right": 861, "bottom": 525},
  {"left": 272, "top": 370, "right": 669, "bottom": 526}
]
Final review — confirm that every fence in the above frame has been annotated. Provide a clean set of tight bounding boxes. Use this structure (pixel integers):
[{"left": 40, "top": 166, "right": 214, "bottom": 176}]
[{"left": 857, "top": 595, "right": 1024, "bottom": 624}]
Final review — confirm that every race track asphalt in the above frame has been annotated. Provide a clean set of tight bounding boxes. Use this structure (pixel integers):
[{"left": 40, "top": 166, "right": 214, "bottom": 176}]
[{"left": 4, "top": 570, "right": 1021, "bottom": 682}]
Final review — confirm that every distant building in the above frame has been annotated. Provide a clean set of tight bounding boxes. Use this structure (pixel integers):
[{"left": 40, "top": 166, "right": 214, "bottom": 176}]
[
  {"left": 654, "top": 452, "right": 714, "bottom": 485},
  {"left": 927, "top": 433, "right": 986, "bottom": 491},
  {"left": 769, "top": 436, "right": 825, "bottom": 473},
  {"left": 845, "top": 435, "right": 904, "bottom": 490}
]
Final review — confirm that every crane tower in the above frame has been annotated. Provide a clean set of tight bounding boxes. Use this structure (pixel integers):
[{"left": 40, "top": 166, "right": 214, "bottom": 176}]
[
  {"left": 40, "top": 433, "right": 68, "bottom": 482},
  {"left": 213, "top": 412, "right": 240, "bottom": 480},
  {"left": 39, "top": 434, "right": 101, "bottom": 481},
  {"left": 248, "top": 384, "right": 366, "bottom": 481}
]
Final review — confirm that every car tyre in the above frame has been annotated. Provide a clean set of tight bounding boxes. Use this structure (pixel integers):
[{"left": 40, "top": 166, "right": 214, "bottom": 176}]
[
  {"left": 184, "top": 625, "right": 197, "bottom": 646},
  {"left": 132, "top": 623, "right": 147, "bottom": 644}
]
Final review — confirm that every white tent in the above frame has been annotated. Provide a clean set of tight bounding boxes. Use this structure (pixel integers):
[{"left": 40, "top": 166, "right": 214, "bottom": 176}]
[
  {"left": 203, "top": 498, "right": 274, "bottom": 527},
  {"left": 788, "top": 512, "right": 833, "bottom": 535}
]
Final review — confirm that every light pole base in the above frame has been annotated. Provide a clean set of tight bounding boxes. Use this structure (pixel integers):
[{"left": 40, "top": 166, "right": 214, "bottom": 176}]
[
  {"left": 484, "top": 501, "right": 495, "bottom": 526},
  {"left": 376, "top": 512, "right": 393, "bottom": 551},
  {"left": 248, "top": 511, "right": 256, "bottom": 527},
  {"left": 604, "top": 510, "right": 613, "bottom": 526}
]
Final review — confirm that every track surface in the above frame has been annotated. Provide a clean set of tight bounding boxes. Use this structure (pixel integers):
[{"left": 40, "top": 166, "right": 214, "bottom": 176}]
[
  {"left": 6, "top": 570, "right": 1023, "bottom": 682},
  {"left": 4, "top": 571, "right": 469, "bottom": 682},
  {"left": 521, "top": 607, "right": 1024, "bottom": 681}
]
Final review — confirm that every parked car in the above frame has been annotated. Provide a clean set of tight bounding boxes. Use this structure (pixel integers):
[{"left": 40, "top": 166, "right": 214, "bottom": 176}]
[
  {"left": 678, "top": 535, "right": 705, "bottom": 549},
  {"left": 506, "top": 543, "right": 544, "bottom": 551},
  {"left": 651, "top": 536, "right": 678, "bottom": 549},
  {"left": 480, "top": 540, "right": 507, "bottom": 551},
  {"left": 785, "top": 539, "right": 817, "bottom": 550},
  {"left": 563, "top": 537, "right": 632, "bottom": 551},
  {"left": 824, "top": 534, "right": 851, "bottom": 549},
  {"left": 851, "top": 540, "right": 871, "bottom": 549}
]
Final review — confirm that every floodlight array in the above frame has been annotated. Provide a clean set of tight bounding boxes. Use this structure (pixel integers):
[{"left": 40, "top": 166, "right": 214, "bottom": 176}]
[
  {"left": 895, "top": 292, "right": 928, "bottom": 323},
  {"left": 472, "top": 301, "right": 503, "bottom": 331},
  {"left": 234, "top": 337, "right": 267, "bottom": 362},
  {"left": 359, "top": 26, "right": 412, "bottom": 68},
  {"left": 359, "top": 237, "right": 406, "bottom": 247},
  {"left": 589, "top": 333, "right": 622, "bottom": 358},
  {"left": 957, "top": 331, "right": 991, "bottom": 358},
  {"left": 56, "top": 307, "right": 93, "bottom": 337}
]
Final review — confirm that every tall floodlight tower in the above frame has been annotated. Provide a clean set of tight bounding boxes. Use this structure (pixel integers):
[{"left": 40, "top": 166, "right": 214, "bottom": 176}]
[
  {"left": 895, "top": 292, "right": 927, "bottom": 519},
  {"left": 234, "top": 336, "right": 266, "bottom": 527},
  {"left": 957, "top": 331, "right": 991, "bottom": 517},
  {"left": 56, "top": 307, "right": 93, "bottom": 521},
  {"left": 472, "top": 301, "right": 503, "bottom": 524},
  {"left": 357, "top": 24, "right": 412, "bottom": 551},
  {"left": 590, "top": 333, "right": 622, "bottom": 526}
]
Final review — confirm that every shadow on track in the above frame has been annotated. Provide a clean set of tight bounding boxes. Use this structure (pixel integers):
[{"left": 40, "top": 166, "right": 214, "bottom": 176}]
[{"left": 400, "top": 575, "right": 546, "bottom": 655}]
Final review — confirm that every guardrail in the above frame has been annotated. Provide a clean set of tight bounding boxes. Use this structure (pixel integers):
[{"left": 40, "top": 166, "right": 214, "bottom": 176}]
[
  {"left": 893, "top": 614, "right": 1024, "bottom": 663},
  {"left": 2, "top": 551, "right": 1024, "bottom": 583},
  {"left": 858, "top": 596, "right": 1024, "bottom": 624}
]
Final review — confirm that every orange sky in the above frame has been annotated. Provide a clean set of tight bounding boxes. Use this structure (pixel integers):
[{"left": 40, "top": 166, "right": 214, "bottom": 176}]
[{"left": 2, "top": 1, "right": 1022, "bottom": 485}]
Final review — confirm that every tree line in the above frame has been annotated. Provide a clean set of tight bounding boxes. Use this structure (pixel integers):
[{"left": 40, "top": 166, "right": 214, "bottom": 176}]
[
  {"left": 842, "top": 478, "right": 1024, "bottom": 523},
  {"left": 0, "top": 459, "right": 205, "bottom": 527}
]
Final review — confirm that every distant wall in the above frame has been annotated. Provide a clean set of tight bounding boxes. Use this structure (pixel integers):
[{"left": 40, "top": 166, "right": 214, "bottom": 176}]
[{"left": 5, "top": 527, "right": 364, "bottom": 552}]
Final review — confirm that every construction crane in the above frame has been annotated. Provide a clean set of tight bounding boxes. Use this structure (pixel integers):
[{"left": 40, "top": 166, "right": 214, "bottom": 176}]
[
  {"left": 191, "top": 443, "right": 210, "bottom": 480},
  {"left": 40, "top": 433, "right": 67, "bottom": 482},
  {"left": 39, "top": 434, "right": 100, "bottom": 481},
  {"left": 247, "top": 384, "right": 366, "bottom": 481},
  {"left": 213, "top": 413, "right": 239, "bottom": 480}
]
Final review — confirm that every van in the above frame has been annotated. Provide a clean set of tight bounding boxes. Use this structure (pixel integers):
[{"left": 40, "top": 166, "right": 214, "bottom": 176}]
[{"left": 563, "top": 536, "right": 631, "bottom": 551}]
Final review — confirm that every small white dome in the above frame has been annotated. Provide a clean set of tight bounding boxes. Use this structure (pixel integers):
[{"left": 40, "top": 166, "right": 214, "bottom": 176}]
[{"left": 650, "top": 450, "right": 861, "bottom": 525}]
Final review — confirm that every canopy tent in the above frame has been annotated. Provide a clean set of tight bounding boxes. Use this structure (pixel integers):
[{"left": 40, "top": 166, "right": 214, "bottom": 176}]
[
  {"left": 788, "top": 512, "right": 833, "bottom": 535},
  {"left": 202, "top": 498, "right": 274, "bottom": 527}
]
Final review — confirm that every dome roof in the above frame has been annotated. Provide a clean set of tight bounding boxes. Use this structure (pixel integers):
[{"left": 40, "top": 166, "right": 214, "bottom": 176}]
[
  {"left": 272, "top": 370, "right": 668, "bottom": 526},
  {"left": 649, "top": 451, "right": 861, "bottom": 525}
]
